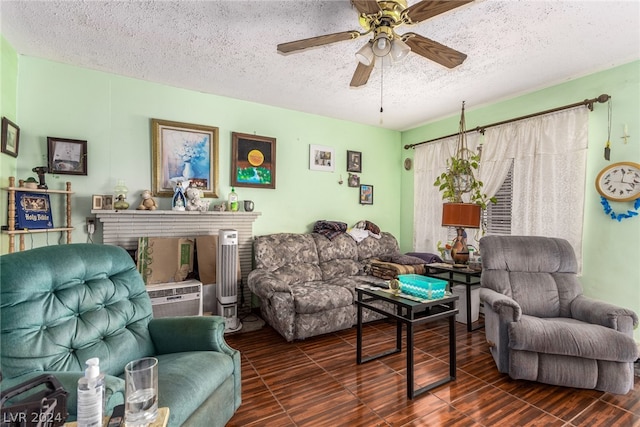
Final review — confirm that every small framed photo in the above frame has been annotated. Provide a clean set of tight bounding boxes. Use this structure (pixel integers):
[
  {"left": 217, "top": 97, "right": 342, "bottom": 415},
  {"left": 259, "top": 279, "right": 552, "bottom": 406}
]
[
  {"left": 102, "top": 195, "right": 113, "bottom": 210},
  {"left": 92, "top": 195, "right": 103, "bottom": 210},
  {"left": 360, "top": 184, "right": 374, "bottom": 205},
  {"left": 1, "top": 117, "right": 20, "bottom": 158},
  {"left": 231, "top": 132, "right": 276, "bottom": 189},
  {"left": 309, "top": 144, "right": 335, "bottom": 172},
  {"left": 47, "top": 137, "right": 88, "bottom": 175},
  {"left": 348, "top": 173, "right": 360, "bottom": 187},
  {"left": 347, "top": 150, "right": 362, "bottom": 173}
]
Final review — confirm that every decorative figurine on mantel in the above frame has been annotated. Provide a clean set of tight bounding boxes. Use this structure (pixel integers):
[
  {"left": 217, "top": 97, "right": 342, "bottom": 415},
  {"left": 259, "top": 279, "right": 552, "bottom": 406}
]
[
  {"left": 136, "top": 190, "right": 158, "bottom": 210},
  {"left": 171, "top": 180, "right": 188, "bottom": 211},
  {"left": 113, "top": 180, "right": 130, "bottom": 210},
  {"left": 185, "top": 186, "right": 209, "bottom": 212}
]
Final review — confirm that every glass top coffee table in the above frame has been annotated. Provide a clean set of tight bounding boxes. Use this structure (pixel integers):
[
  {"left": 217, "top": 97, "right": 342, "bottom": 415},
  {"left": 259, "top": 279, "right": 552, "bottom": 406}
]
[{"left": 355, "top": 287, "right": 459, "bottom": 399}]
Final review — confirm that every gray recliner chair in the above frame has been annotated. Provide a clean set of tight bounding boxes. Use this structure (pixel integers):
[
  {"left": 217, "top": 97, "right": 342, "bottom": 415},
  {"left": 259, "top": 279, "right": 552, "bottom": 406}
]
[{"left": 479, "top": 235, "right": 638, "bottom": 394}]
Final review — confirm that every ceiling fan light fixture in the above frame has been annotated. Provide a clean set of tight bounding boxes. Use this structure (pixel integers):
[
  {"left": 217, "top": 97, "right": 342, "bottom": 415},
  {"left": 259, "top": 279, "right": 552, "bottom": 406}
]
[
  {"left": 372, "top": 33, "right": 392, "bottom": 57},
  {"left": 390, "top": 37, "right": 411, "bottom": 62},
  {"left": 355, "top": 42, "right": 374, "bottom": 66}
]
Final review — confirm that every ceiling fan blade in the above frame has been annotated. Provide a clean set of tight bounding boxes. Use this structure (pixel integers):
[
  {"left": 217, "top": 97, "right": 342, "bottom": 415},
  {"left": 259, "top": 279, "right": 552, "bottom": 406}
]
[
  {"left": 403, "top": 0, "right": 473, "bottom": 24},
  {"left": 277, "top": 31, "right": 360, "bottom": 54},
  {"left": 350, "top": 59, "right": 375, "bottom": 87},
  {"left": 403, "top": 33, "right": 467, "bottom": 68},
  {"left": 351, "top": 0, "right": 381, "bottom": 16}
]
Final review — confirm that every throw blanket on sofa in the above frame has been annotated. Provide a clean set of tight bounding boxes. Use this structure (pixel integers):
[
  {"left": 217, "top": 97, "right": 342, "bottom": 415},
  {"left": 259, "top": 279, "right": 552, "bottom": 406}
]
[{"left": 313, "top": 220, "right": 348, "bottom": 240}]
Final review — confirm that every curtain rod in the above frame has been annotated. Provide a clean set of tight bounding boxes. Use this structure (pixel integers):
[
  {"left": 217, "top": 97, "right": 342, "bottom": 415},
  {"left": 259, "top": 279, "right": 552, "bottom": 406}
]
[{"left": 404, "top": 94, "right": 610, "bottom": 150}]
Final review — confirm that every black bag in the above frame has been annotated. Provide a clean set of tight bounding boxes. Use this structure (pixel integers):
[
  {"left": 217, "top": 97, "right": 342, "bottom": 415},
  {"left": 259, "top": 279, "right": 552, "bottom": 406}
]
[{"left": 1, "top": 374, "right": 68, "bottom": 427}]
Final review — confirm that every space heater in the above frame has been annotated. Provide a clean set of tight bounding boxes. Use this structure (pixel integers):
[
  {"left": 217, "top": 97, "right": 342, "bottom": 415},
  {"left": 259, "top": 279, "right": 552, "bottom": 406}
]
[
  {"left": 217, "top": 229, "right": 241, "bottom": 333},
  {"left": 147, "top": 279, "right": 203, "bottom": 318}
]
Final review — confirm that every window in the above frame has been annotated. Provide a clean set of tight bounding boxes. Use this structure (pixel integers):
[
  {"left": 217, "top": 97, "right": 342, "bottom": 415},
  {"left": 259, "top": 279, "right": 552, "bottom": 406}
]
[{"left": 483, "top": 161, "right": 513, "bottom": 235}]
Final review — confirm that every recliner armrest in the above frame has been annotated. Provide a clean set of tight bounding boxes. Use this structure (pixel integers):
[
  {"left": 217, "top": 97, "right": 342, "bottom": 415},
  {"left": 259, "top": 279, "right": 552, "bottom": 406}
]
[
  {"left": 247, "top": 269, "right": 292, "bottom": 299},
  {"left": 480, "top": 288, "right": 522, "bottom": 322},
  {"left": 149, "top": 316, "right": 237, "bottom": 356},
  {"left": 571, "top": 295, "right": 639, "bottom": 335}
]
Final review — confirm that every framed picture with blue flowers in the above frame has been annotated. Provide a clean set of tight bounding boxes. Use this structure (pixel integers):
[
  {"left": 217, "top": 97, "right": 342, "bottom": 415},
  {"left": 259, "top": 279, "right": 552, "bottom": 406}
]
[{"left": 151, "top": 119, "right": 219, "bottom": 198}]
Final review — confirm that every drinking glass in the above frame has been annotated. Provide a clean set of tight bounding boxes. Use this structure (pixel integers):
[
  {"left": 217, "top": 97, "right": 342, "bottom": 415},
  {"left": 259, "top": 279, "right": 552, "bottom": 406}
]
[{"left": 124, "top": 357, "right": 158, "bottom": 427}]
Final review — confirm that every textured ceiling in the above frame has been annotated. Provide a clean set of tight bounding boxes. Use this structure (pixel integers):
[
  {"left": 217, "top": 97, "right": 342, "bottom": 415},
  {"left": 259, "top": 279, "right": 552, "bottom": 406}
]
[{"left": 1, "top": 0, "right": 639, "bottom": 131}]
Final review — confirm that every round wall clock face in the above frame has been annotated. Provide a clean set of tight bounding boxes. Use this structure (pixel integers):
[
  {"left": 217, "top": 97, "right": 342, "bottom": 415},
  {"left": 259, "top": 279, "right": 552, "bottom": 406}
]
[{"left": 595, "top": 161, "right": 640, "bottom": 202}]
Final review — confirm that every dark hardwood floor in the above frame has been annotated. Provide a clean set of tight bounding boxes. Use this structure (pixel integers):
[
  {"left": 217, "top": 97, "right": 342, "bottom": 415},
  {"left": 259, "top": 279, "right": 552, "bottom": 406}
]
[{"left": 225, "top": 315, "right": 640, "bottom": 426}]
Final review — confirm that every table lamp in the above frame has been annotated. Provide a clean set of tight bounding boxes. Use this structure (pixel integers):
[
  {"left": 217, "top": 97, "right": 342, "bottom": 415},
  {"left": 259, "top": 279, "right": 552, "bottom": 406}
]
[{"left": 442, "top": 203, "right": 481, "bottom": 264}]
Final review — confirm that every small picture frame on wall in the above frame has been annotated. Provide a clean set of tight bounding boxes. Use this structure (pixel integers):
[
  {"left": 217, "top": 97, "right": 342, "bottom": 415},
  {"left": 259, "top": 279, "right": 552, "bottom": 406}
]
[
  {"left": 348, "top": 173, "right": 360, "bottom": 187},
  {"left": 360, "top": 184, "right": 373, "bottom": 205},
  {"left": 309, "top": 144, "right": 335, "bottom": 172},
  {"left": 1, "top": 117, "right": 20, "bottom": 158},
  {"left": 347, "top": 150, "right": 362, "bottom": 173},
  {"left": 47, "top": 137, "right": 88, "bottom": 175}
]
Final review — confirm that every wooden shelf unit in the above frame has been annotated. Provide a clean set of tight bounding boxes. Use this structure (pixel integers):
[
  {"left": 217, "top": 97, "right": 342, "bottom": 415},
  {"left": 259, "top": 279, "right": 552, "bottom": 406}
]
[{"left": 3, "top": 176, "right": 74, "bottom": 253}]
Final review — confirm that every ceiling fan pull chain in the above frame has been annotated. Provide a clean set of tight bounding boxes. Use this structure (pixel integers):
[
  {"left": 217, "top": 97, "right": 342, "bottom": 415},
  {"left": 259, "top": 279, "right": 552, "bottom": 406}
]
[{"left": 379, "top": 58, "right": 384, "bottom": 125}]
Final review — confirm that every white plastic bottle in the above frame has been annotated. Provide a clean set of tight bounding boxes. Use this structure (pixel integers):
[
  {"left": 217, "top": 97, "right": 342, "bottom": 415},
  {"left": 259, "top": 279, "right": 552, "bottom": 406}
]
[{"left": 77, "top": 357, "right": 105, "bottom": 427}]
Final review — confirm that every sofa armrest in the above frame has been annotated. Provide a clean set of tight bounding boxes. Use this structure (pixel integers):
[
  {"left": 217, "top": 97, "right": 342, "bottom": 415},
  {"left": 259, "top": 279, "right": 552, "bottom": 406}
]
[
  {"left": 0, "top": 371, "right": 124, "bottom": 420},
  {"left": 571, "top": 295, "right": 639, "bottom": 335},
  {"left": 480, "top": 288, "right": 522, "bottom": 322},
  {"left": 247, "top": 269, "right": 292, "bottom": 299},
  {"left": 149, "top": 316, "right": 237, "bottom": 356}
]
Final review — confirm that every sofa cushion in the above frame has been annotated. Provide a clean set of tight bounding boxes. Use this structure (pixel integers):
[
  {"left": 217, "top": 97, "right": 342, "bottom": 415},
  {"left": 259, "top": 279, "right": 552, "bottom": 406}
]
[
  {"left": 509, "top": 315, "right": 638, "bottom": 362},
  {"left": 291, "top": 282, "right": 353, "bottom": 314},
  {"left": 357, "top": 232, "right": 399, "bottom": 260},
  {"left": 253, "top": 233, "right": 319, "bottom": 271},
  {"left": 312, "top": 233, "right": 358, "bottom": 262},
  {"left": 272, "top": 264, "right": 323, "bottom": 286}
]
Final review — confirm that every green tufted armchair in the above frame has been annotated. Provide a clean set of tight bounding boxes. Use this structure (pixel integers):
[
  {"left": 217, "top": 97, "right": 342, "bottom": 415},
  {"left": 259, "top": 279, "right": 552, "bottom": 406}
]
[{"left": 0, "top": 244, "right": 241, "bottom": 426}]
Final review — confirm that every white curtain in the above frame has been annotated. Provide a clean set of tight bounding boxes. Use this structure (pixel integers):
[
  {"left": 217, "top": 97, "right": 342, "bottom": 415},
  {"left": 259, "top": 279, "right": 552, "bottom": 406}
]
[
  {"left": 413, "top": 132, "right": 483, "bottom": 252},
  {"left": 482, "top": 107, "right": 589, "bottom": 264},
  {"left": 414, "top": 107, "right": 589, "bottom": 266}
]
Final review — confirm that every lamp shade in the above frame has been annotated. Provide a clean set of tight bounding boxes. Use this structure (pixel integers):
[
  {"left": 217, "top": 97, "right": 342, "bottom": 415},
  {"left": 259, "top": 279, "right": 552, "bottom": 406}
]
[
  {"left": 390, "top": 38, "right": 411, "bottom": 62},
  {"left": 355, "top": 43, "right": 374, "bottom": 66},
  {"left": 372, "top": 34, "right": 392, "bottom": 57},
  {"left": 442, "top": 203, "right": 481, "bottom": 228}
]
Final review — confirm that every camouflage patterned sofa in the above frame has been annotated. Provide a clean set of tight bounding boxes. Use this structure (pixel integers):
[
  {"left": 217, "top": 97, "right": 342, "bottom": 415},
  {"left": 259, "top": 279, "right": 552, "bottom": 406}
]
[{"left": 248, "top": 232, "right": 409, "bottom": 341}]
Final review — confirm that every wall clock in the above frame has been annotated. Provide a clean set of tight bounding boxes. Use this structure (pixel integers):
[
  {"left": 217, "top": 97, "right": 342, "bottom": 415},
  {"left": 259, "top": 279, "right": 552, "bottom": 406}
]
[{"left": 595, "top": 161, "right": 640, "bottom": 202}]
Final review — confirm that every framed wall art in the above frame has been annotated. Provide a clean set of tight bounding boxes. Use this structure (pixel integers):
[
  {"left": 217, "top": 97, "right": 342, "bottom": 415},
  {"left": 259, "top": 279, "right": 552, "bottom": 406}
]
[
  {"left": 1, "top": 117, "right": 20, "bottom": 158},
  {"left": 151, "top": 119, "right": 219, "bottom": 198},
  {"left": 231, "top": 132, "right": 276, "bottom": 189},
  {"left": 347, "top": 150, "right": 362, "bottom": 173},
  {"left": 309, "top": 144, "right": 335, "bottom": 172},
  {"left": 360, "top": 184, "right": 374, "bottom": 205},
  {"left": 348, "top": 173, "right": 360, "bottom": 187},
  {"left": 47, "top": 137, "right": 88, "bottom": 175}
]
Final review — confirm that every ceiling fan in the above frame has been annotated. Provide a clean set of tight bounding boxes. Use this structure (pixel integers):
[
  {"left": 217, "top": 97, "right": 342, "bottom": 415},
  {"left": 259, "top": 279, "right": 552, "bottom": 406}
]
[{"left": 277, "top": 0, "right": 473, "bottom": 87}]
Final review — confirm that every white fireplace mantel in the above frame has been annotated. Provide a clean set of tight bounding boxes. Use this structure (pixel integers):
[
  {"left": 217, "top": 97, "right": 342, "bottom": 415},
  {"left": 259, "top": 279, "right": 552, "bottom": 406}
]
[{"left": 92, "top": 209, "right": 261, "bottom": 310}]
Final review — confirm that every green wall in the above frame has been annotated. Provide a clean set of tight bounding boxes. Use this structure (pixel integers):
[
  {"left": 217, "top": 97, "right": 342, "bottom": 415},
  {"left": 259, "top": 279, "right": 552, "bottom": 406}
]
[
  {"left": 0, "top": 36, "right": 18, "bottom": 254},
  {"left": 2, "top": 38, "right": 638, "bottom": 341},
  {"left": 400, "top": 61, "right": 640, "bottom": 341},
  {"left": 3, "top": 55, "right": 401, "bottom": 249}
]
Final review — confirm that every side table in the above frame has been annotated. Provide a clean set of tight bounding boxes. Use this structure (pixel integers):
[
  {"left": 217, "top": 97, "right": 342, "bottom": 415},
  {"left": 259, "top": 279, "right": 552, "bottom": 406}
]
[
  {"left": 425, "top": 263, "right": 483, "bottom": 332},
  {"left": 64, "top": 407, "right": 169, "bottom": 427},
  {"left": 356, "top": 287, "right": 458, "bottom": 399}
]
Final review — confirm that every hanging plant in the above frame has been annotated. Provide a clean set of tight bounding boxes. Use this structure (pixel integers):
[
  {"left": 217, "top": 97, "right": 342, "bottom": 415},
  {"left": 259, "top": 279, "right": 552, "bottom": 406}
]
[{"left": 433, "top": 101, "right": 496, "bottom": 209}]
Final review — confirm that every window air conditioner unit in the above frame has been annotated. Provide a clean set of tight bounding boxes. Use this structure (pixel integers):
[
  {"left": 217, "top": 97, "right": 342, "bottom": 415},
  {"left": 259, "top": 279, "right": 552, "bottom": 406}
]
[{"left": 147, "top": 279, "right": 203, "bottom": 318}]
